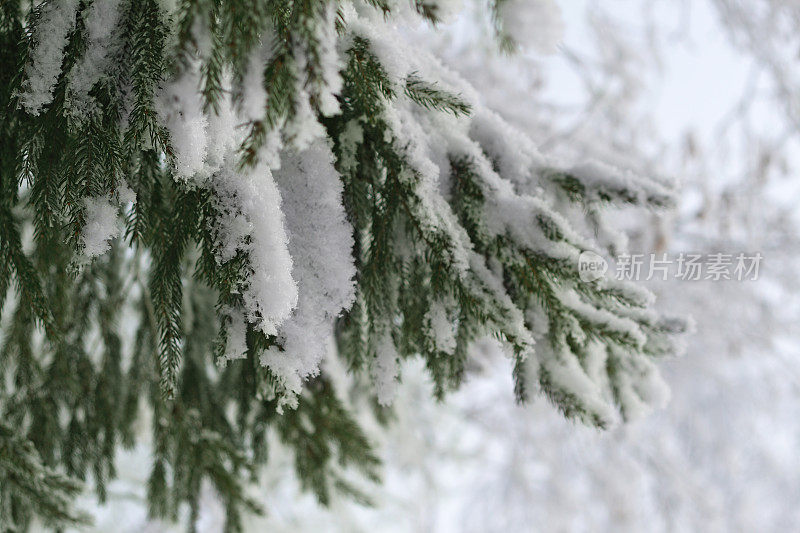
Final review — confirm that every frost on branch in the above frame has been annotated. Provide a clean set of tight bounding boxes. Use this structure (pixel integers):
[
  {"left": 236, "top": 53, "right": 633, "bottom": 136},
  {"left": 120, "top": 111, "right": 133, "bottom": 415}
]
[
  {"left": 156, "top": 61, "right": 210, "bottom": 185},
  {"left": 0, "top": 0, "right": 683, "bottom": 520},
  {"left": 329, "top": 10, "right": 685, "bottom": 422},
  {"left": 261, "top": 140, "right": 357, "bottom": 400},
  {"left": 11, "top": 0, "right": 684, "bottom": 422},
  {"left": 81, "top": 195, "right": 119, "bottom": 258},
  {"left": 0, "top": 0, "right": 691, "bottom": 524},
  {"left": 211, "top": 156, "right": 297, "bottom": 338},
  {"left": 65, "top": 0, "right": 121, "bottom": 118},
  {"left": 19, "top": 0, "right": 79, "bottom": 115}
]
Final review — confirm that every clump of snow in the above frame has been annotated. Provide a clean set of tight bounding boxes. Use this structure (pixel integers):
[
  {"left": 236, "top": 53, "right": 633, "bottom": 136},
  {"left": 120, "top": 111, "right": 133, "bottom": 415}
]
[
  {"left": 20, "top": 0, "right": 79, "bottom": 115},
  {"left": 371, "top": 330, "right": 400, "bottom": 406},
  {"left": 385, "top": 104, "right": 474, "bottom": 278},
  {"left": 156, "top": 61, "right": 209, "bottom": 184},
  {"left": 66, "top": 0, "right": 121, "bottom": 118},
  {"left": 497, "top": 0, "right": 564, "bottom": 54},
  {"left": 116, "top": 181, "right": 137, "bottom": 205},
  {"left": 582, "top": 340, "right": 611, "bottom": 393},
  {"left": 211, "top": 157, "right": 298, "bottom": 336},
  {"left": 283, "top": 1, "right": 341, "bottom": 150},
  {"left": 240, "top": 43, "right": 272, "bottom": 123},
  {"left": 468, "top": 108, "right": 546, "bottom": 190},
  {"left": 239, "top": 43, "right": 286, "bottom": 168},
  {"left": 468, "top": 252, "right": 535, "bottom": 355},
  {"left": 542, "top": 346, "right": 619, "bottom": 427},
  {"left": 345, "top": 18, "right": 411, "bottom": 85},
  {"left": 608, "top": 345, "right": 671, "bottom": 421},
  {"left": 311, "top": 1, "right": 342, "bottom": 117},
  {"left": 220, "top": 307, "right": 248, "bottom": 363},
  {"left": 81, "top": 195, "right": 119, "bottom": 257},
  {"left": 204, "top": 73, "right": 239, "bottom": 173},
  {"left": 565, "top": 159, "right": 674, "bottom": 206},
  {"left": 336, "top": 119, "right": 364, "bottom": 174},
  {"left": 261, "top": 140, "right": 356, "bottom": 397},
  {"left": 285, "top": 84, "right": 325, "bottom": 150},
  {"left": 426, "top": 299, "right": 457, "bottom": 355},
  {"left": 555, "top": 286, "right": 646, "bottom": 348}
]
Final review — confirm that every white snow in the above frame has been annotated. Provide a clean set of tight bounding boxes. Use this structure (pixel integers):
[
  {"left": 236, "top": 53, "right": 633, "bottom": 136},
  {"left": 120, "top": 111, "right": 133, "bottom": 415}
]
[
  {"left": 469, "top": 108, "right": 546, "bottom": 190},
  {"left": 426, "top": 299, "right": 457, "bottom": 355},
  {"left": 211, "top": 157, "right": 298, "bottom": 337},
  {"left": 156, "top": 61, "right": 210, "bottom": 185},
  {"left": 66, "top": 0, "right": 121, "bottom": 118},
  {"left": 468, "top": 252, "right": 535, "bottom": 354},
  {"left": 421, "top": 0, "right": 464, "bottom": 23},
  {"left": 566, "top": 159, "right": 674, "bottom": 206},
  {"left": 81, "top": 195, "right": 119, "bottom": 257},
  {"left": 542, "top": 345, "right": 619, "bottom": 427},
  {"left": 371, "top": 330, "right": 400, "bottom": 405},
  {"left": 204, "top": 73, "right": 239, "bottom": 174},
  {"left": 311, "top": 1, "right": 342, "bottom": 117},
  {"left": 220, "top": 307, "right": 248, "bottom": 363},
  {"left": 497, "top": 0, "right": 564, "bottom": 54},
  {"left": 555, "top": 286, "right": 647, "bottom": 348},
  {"left": 116, "top": 181, "right": 137, "bottom": 205},
  {"left": 20, "top": 0, "right": 79, "bottom": 115},
  {"left": 62, "top": 1, "right": 800, "bottom": 530},
  {"left": 261, "top": 140, "right": 356, "bottom": 397},
  {"left": 284, "top": 0, "right": 342, "bottom": 149},
  {"left": 285, "top": 85, "right": 326, "bottom": 150},
  {"left": 241, "top": 43, "right": 272, "bottom": 123}
]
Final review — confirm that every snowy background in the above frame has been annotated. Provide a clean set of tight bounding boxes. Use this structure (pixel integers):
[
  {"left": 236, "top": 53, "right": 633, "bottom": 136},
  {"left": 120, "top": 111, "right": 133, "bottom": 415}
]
[{"left": 70, "top": 1, "right": 800, "bottom": 531}]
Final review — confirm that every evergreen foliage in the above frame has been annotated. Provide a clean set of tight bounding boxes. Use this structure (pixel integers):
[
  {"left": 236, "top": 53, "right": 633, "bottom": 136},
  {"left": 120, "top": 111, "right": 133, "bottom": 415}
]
[{"left": 0, "top": 0, "right": 685, "bottom": 529}]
